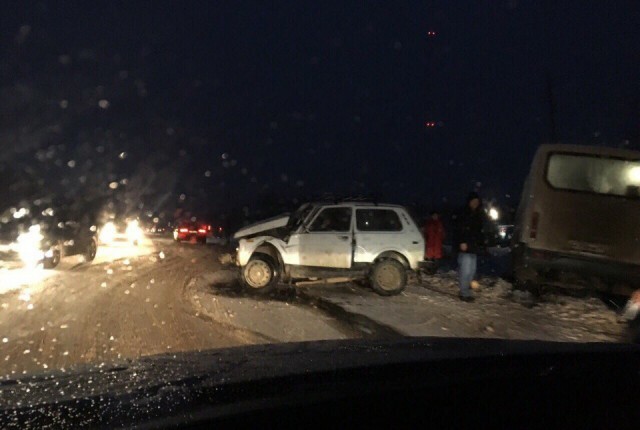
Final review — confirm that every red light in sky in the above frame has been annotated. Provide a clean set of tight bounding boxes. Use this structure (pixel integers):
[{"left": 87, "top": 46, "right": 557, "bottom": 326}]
[
  {"left": 427, "top": 31, "right": 437, "bottom": 37},
  {"left": 425, "top": 121, "right": 436, "bottom": 128}
]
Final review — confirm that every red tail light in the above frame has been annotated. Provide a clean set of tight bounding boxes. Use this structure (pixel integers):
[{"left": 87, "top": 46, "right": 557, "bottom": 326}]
[
  {"left": 529, "top": 212, "right": 539, "bottom": 239},
  {"left": 218, "top": 227, "right": 223, "bottom": 232},
  {"left": 207, "top": 225, "right": 211, "bottom": 231},
  {"left": 179, "top": 228, "right": 188, "bottom": 233},
  {"left": 198, "top": 228, "right": 206, "bottom": 233}
]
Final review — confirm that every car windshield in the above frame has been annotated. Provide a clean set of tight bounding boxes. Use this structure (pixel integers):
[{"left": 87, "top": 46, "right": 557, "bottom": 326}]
[{"left": 1, "top": 0, "right": 639, "bottom": 426}]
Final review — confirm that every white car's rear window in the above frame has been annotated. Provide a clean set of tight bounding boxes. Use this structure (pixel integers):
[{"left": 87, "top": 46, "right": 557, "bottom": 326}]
[{"left": 356, "top": 209, "right": 402, "bottom": 232}]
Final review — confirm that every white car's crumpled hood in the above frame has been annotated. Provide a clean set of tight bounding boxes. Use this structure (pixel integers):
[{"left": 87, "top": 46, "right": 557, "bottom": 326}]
[{"left": 233, "top": 214, "right": 290, "bottom": 239}]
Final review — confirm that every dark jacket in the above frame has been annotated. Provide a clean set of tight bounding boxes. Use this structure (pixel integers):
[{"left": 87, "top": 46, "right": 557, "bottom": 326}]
[{"left": 454, "top": 206, "right": 487, "bottom": 254}]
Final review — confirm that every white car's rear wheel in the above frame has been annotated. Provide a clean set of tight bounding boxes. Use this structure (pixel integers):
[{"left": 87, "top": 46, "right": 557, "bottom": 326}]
[
  {"left": 370, "top": 259, "right": 407, "bottom": 296},
  {"left": 242, "top": 254, "right": 279, "bottom": 295}
]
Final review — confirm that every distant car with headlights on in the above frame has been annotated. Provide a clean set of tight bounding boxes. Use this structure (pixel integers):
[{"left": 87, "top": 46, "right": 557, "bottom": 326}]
[
  {"left": 0, "top": 218, "right": 98, "bottom": 269},
  {"left": 147, "top": 224, "right": 169, "bottom": 235},
  {"left": 495, "top": 224, "right": 514, "bottom": 247},
  {"left": 99, "top": 219, "right": 144, "bottom": 246}
]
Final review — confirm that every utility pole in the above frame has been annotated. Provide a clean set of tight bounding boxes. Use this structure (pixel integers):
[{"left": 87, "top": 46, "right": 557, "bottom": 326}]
[
  {"left": 542, "top": 0, "right": 558, "bottom": 144},
  {"left": 545, "top": 73, "right": 558, "bottom": 143}
]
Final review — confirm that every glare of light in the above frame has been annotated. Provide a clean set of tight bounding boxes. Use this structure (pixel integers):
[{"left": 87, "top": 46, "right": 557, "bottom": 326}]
[
  {"left": 16, "top": 225, "right": 44, "bottom": 267},
  {"left": 126, "top": 220, "right": 143, "bottom": 243},
  {"left": 488, "top": 207, "right": 499, "bottom": 221},
  {"left": 13, "top": 208, "right": 28, "bottom": 219},
  {"left": 627, "top": 166, "right": 640, "bottom": 183},
  {"left": 98, "top": 99, "right": 110, "bottom": 109},
  {"left": 99, "top": 222, "right": 117, "bottom": 244},
  {"left": 109, "top": 182, "right": 118, "bottom": 190}
]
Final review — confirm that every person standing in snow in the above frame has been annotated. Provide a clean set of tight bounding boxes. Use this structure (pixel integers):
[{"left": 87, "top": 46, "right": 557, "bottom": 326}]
[
  {"left": 454, "top": 192, "right": 487, "bottom": 302},
  {"left": 424, "top": 211, "right": 445, "bottom": 263}
]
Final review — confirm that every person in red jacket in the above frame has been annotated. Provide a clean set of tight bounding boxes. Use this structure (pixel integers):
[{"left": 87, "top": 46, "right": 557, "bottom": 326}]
[{"left": 424, "top": 211, "right": 445, "bottom": 261}]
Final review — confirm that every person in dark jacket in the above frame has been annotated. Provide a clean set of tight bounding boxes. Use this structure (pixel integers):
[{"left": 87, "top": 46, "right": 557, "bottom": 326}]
[{"left": 454, "top": 192, "right": 486, "bottom": 302}]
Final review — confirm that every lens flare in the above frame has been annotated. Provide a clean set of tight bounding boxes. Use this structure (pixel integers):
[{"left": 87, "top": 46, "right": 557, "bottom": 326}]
[
  {"left": 99, "top": 222, "right": 117, "bottom": 244},
  {"left": 126, "top": 220, "right": 143, "bottom": 244},
  {"left": 16, "top": 225, "right": 44, "bottom": 267}
]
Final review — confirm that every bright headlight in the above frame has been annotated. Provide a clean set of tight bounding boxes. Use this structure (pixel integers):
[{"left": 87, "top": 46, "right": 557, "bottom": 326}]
[
  {"left": 126, "top": 219, "right": 143, "bottom": 243},
  {"left": 488, "top": 207, "right": 499, "bottom": 221},
  {"left": 99, "top": 222, "right": 117, "bottom": 244},
  {"left": 16, "top": 225, "right": 44, "bottom": 267}
]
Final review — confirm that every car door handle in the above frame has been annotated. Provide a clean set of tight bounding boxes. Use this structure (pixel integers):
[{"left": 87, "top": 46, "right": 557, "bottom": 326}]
[
  {"left": 412, "top": 241, "right": 419, "bottom": 244},
  {"left": 339, "top": 236, "right": 350, "bottom": 241}
]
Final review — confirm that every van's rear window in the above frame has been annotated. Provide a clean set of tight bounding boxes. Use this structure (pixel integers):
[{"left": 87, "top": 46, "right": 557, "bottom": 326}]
[{"left": 546, "top": 153, "right": 640, "bottom": 198}]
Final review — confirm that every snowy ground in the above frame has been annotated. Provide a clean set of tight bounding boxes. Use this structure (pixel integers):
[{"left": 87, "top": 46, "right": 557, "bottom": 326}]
[
  {"left": 1, "top": 240, "right": 630, "bottom": 378},
  {"left": 194, "top": 248, "right": 627, "bottom": 344}
]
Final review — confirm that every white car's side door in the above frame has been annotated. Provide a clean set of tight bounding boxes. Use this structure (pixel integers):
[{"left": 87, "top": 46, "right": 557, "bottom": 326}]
[{"left": 289, "top": 206, "right": 353, "bottom": 268}]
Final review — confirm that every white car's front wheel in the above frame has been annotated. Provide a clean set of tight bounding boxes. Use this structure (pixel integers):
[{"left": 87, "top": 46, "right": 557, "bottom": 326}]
[{"left": 242, "top": 254, "right": 279, "bottom": 295}]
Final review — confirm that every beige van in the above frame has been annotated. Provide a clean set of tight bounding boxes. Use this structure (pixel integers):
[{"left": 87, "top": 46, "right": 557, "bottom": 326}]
[{"left": 512, "top": 144, "right": 640, "bottom": 296}]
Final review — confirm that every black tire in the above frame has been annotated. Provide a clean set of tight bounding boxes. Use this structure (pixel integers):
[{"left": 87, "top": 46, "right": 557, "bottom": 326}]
[
  {"left": 43, "top": 249, "right": 61, "bottom": 269},
  {"left": 84, "top": 239, "right": 97, "bottom": 262},
  {"left": 370, "top": 259, "right": 407, "bottom": 296},
  {"left": 242, "top": 253, "right": 280, "bottom": 295}
]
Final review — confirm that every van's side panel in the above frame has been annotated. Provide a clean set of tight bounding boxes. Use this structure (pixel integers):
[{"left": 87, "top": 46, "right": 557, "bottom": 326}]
[{"left": 513, "top": 144, "right": 640, "bottom": 292}]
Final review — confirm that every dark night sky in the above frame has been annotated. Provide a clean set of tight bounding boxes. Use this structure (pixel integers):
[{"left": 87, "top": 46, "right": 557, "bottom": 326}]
[{"left": 1, "top": 0, "right": 638, "bottom": 222}]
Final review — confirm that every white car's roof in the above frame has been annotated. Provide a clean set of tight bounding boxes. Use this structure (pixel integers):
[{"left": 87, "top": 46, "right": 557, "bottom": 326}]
[{"left": 310, "top": 201, "right": 405, "bottom": 209}]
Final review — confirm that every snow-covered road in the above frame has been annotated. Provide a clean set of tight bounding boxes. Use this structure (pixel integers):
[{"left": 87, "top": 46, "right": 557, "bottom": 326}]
[{"left": 0, "top": 238, "right": 630, "bottom": 378}]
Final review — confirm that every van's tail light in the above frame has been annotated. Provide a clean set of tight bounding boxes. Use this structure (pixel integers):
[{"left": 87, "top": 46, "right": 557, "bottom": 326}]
[
  {"left": 529, "top": 211, "right": 539, "bottom": 239},
  {"left": 198, "top": 228, "right": 207, "bottom": 234},
  {"left": 179, "top": 228, "right": 188, "bottom": 233}
]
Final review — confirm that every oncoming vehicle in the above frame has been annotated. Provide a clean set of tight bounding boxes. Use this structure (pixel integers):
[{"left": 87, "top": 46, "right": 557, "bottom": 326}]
[
  {"left": 99, "top": 219, "right": 144, "bottom": 246},
  {"left": 512, "top": 144, "right": 640, "bottom": 298},
  {"left": 234, "top": 202, "right": 426, "bottom": 295},
  {"left": 0, "top": 218, "right": 98, "bottom": 269},
  {"left": 495, "top": 224, "right": 514, "bottom": 247}
]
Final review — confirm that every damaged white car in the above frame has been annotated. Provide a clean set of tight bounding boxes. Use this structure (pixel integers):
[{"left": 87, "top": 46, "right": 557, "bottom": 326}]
[{"left": 234, "top": 202, "right": 426, "bottom": 295}]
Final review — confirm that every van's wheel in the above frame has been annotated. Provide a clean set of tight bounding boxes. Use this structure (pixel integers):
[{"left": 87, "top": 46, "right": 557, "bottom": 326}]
[
  {"left": 84, "top": 239, "right": 97, "bottom": 262},
  {"left": 242, "top": 253, "right": 280, "bottom": 295},
  {"left": 512, "top": 278, "right": 542, "bottom": 308},
  {"left": 370, "top": 259, "right": 407, "bottom": 296},
  {"left": 43, "top": 248, "right": 61, "bottom": 269}
]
